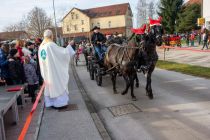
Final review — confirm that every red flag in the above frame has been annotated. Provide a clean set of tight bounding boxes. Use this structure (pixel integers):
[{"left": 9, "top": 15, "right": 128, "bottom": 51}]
[
  {"left": 149, "top": 16, "right": 162, "bottom": 26},
  {"left": 131, "top": 24, "right": 147, "bottom": 34}
]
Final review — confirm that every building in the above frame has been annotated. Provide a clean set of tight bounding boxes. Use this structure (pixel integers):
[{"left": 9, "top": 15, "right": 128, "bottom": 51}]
[
  {"left": 0, "top": 31, "right": 29, "bottom": 41},
  {"left": 186, "top": 0, "right": 201, "bottom": 5},
  {"left": 62, "top": 3, "right": 133, "bottom": 41},
  {"left": 203, "top": 0, "right": 210, "bottom": 30}
]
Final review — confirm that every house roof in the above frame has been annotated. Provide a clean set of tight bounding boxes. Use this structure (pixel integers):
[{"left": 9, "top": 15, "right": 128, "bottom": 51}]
[
  {"left": 186, "top": 0, "right": 201, "bottom": 5},
  {"left": 0, "top": 31, "right": 29, "bottom": 41},
  {"left": 62, "top": 3, "right": 131, "bottom": 20}
]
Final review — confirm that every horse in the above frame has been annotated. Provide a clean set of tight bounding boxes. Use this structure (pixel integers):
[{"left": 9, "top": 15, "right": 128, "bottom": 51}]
[
  {"left": 104, "top": 33, "right": 147, "bottom": 101},
  {"left": 136, "top": 24, "right": 163, "bottom": 99}
]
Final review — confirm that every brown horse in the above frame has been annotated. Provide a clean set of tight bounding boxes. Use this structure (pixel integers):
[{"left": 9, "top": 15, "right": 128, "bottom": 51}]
[{"left": 104, "top": 34, "right": 145, "bottom": 101}]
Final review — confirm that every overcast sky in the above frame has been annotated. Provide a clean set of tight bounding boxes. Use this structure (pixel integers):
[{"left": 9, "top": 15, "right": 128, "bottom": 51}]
[{"left": 1, "top": 0, "right": 188, "bottom": 32}]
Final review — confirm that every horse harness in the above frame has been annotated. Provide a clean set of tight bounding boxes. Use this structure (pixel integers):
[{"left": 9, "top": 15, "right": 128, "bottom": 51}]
[{"left": 106, "top": 42, "right": 144, "bottom": 73}]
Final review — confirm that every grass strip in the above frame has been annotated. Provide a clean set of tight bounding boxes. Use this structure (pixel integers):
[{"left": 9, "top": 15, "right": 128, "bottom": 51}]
[{"left": 156, "top": 60, "right": 210, "bottom": 79}]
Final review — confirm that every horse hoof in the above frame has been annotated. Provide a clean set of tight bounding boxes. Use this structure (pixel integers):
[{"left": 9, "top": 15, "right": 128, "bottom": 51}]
[
  {"left": 121, "top": 92, "right": 127, "bottom": 95},
  {"left": 132, "top": 97, "right": 137, "bottom": 101},
  {"left": 136, "top": 83, "right": 139, "bottom": 88},
  {"left": 148, "top": 94, "right": 153, "bottom": 100},
  {"left": 114, "top": 90, "right": 118, "bottom": 94}
]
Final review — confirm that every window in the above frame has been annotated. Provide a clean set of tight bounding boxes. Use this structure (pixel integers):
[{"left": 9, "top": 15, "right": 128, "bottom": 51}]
[
  {"left": 82, "top": 28, "right": 84, "bottom": 32},
  {"left": 76, "top": 14, "right": 79, "bottom": 19},
  {"left": 74, "top": 25, "right": 77, "bottom": 31},
  {"left": 81, "top": 20, "right": 84, "bottom": 25},
  {"left": 71, "top": 14, "right": 74, "bottom": 19},
  {"left": 67, "top": 25, "right": 70, "bottom": 31},
  {"left": 97, "top": 22, "right": 100, "bottom": 27},
  {"left": 108, "top": 21, "right": 111, "bottom": 28}
]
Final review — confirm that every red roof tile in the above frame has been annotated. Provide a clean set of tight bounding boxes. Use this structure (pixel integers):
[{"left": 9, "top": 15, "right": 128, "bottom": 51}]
[
  {"left": 186, "top": 0, "right": 201, "bottom": 5},
  {"left": 0, "top": 31, "right": 29, "bottom": 41},
  {"left": 82, "top": 3, "right": 130, "bottom": 18},
  {"left": 62, "top": 3, "right": 131, "bottom": 20}
]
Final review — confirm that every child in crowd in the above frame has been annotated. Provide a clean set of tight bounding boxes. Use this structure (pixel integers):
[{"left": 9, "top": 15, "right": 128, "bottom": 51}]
[{"left": 24, "top": 56, "right": 39, "bottom": 103}]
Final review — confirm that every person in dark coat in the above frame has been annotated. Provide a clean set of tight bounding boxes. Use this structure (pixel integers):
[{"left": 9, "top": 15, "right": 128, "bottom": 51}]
[
  {"left": 8, "top": 49, "right": 25, "bottom": 85},
  {"left": 0, "top": 43, "right": 12, "bottom": 85},
  {"left": 202, "top": 29, "right": 209, "bottom": 50},
  {"left": 35, "top": 38, "right": 43, "bottom": 85},
  {"left": 91, "top": 26, "right": 107, "bottom": 61}
]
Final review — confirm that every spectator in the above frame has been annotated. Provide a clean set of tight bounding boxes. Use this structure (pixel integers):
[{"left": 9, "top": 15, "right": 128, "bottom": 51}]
[
  {"left": 202, "top": 29, "right": 209, "bottom": 50},
  {"left": 186, "top": 33, "right": 190, "bottom": 47},
  {"left": 197, "top": 33, "right": 201, "bottom": 45},
  {"left": 0, "top": 44, "right": 12, "bottom": 85},
  {"left": 8, "top": 49, "right": 25, "bottom": 85},
  {"left": 9, "top": 43, "right": 16, "bottom": 50},
  {"left": 34, "top": 38, "right": 43, "bottom": 85},
  {"left": 15, "top": 40, "right": 24, "bottom": 61},
  {"left": 190, "top": 32, "right": 195, "bottom": 47},
  {"left": 24, "top": 56, "right": 39, "bottom": 103},
  {"left": 69, "top": 40, "right": 76, "bottom": 51}
]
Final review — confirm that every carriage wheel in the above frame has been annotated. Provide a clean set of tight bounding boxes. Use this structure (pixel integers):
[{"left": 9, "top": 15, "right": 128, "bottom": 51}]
[
  {"left": 95, "top": 65, "right": 102, "bottom": 86},
  {"left": 89, "top": 61, "right": 94, "bottom": 80},
  {"left": 87, "top": 60, "right": 91, "bottom": 72}
]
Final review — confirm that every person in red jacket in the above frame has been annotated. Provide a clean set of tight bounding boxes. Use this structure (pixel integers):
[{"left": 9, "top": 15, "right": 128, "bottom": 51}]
[{"left": 15, "top": 40, "right": 24, "bottom": 61}]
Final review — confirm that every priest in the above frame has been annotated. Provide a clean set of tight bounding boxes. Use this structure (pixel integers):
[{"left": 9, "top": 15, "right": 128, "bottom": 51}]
[{"left": 39, "top": 29, "right": 75, "bottom": 108}]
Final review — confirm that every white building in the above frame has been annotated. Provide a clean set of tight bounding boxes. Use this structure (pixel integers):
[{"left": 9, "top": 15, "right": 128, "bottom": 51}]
[{"left": 203, "top": 0, "right": 210, "bottom": 30}]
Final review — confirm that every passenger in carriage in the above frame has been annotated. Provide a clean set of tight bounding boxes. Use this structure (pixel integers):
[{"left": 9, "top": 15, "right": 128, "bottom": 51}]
[
  {"left": 91, "top": 26, "right": 107, "bottom": 61},
  {"left": 107, "top": 32, "right": 124, "bottom": 45}
]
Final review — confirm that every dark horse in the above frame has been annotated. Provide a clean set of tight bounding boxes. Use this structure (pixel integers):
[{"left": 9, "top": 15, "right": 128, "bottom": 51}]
[
  {"left": 104, "top": 24, "right": 163, "bottom": 101},
  {"left": 136, "top": 24, "right": 163, "bottom": 99},
  {"left": 104, "top": 32, "right": 147, "bottom": 101}
]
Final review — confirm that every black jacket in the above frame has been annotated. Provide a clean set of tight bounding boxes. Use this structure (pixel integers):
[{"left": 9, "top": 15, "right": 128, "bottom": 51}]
[
  {"left": 8, "top": 57, "right": 25, "bottom": 82},
  {"left": 91, "top": 32, "right": 106, "bottom": 45}
]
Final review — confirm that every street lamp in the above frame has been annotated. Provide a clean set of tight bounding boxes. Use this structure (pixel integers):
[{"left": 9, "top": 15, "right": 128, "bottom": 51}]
[{"left": 52, "top": 0, "right": 58, "bottom": 43}]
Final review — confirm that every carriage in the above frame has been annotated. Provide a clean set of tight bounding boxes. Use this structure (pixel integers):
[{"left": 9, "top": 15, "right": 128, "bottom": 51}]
[
  {"left": 87, "top": 46, "right": 107, "bottom": 86},
  {"left": 85, "top": 16, "right": 163, "bottom": 101}
]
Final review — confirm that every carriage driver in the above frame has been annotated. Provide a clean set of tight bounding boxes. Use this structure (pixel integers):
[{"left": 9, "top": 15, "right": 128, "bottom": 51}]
[{"left": 91, "top": 26, "right": 107, "bottom": 61}]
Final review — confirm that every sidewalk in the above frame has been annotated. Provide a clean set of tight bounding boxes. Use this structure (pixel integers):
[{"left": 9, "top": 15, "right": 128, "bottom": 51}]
[
  {"left": 5, "top": 97, "right": 44, "bottom": 140},
  {"left": 37, "top": 65, "right": 102, "bottom": 140},
  {"left": 157, "top": 45, "right": 210, "bottom": 68}
]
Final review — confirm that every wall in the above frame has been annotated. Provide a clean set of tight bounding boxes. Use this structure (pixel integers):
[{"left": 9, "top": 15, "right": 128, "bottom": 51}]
[
  {"left": 90, "top": 15, "right": 126, "bottom": 29},
  {"left": 62, "top": 8, "right": 90, "bottom": 34},
  {"left": 203, "top": 0, "right": 210, "bottom": 30}
]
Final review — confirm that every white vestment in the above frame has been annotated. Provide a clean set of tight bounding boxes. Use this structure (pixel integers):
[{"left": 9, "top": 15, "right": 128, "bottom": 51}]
[{"left": 39, "top": 41, "right": 75, "bottom": 107}]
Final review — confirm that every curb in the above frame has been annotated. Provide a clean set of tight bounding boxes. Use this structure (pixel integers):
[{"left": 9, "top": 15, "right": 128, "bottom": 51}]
[
  {"left": 71, "top": 58, "right": 111, "bottom": 140},
  {"left": 34, "top": 98, "right": 45, "bottom": 140}
]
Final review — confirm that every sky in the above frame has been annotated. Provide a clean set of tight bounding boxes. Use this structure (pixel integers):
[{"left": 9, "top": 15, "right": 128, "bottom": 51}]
[
  {"left": 0, "top": 0, "right": 188, "bottom": 32},
  {"left": 0, "top": 0, "right": 143, "bottom": 31}
]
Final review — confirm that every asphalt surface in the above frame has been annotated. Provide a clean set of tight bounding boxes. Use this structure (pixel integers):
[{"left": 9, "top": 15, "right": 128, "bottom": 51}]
[
  {"left": 38, "top": 62, "right": 102, "bottom": 140},
  {"left": 76, "top": 59, "right": 210, "bottom": 140}
]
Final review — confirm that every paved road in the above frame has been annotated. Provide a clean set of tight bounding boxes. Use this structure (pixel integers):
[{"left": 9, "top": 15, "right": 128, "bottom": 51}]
[
  {"left": 38, "top": 63, "right": 102, "bottom": 140},
  {"left": 157, "top": 47, "right": 210, "bottom": 68},
  {"left": 76, "top": 60, "right": 210, "bottom": 140}
]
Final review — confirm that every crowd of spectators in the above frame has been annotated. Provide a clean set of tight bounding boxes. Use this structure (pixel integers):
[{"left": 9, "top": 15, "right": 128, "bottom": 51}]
[{"left": 0, "top": 38, "right": 43, "bottom": 102}]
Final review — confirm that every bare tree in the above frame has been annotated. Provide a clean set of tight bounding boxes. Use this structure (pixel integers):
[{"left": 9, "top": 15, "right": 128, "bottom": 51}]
[
  {"left": 26, "top": 7, "right": 52, "bottom": 37},
  {"left": 3, "top": 7, "right": 52, "bottom": 37},
  {"left": 3, "top": 24, "right": 18, "bottom": 32},
  {"left": 148, "top": 1, "right": 155, "bottom": 19},
  {"left": 136, "top": 0, "right": 147, "bottom": 27}
]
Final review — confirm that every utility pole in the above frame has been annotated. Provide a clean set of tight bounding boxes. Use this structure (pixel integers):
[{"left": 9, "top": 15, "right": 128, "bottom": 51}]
[{"left": 52, "top": 0, "right": 58, "bottom": 43}]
